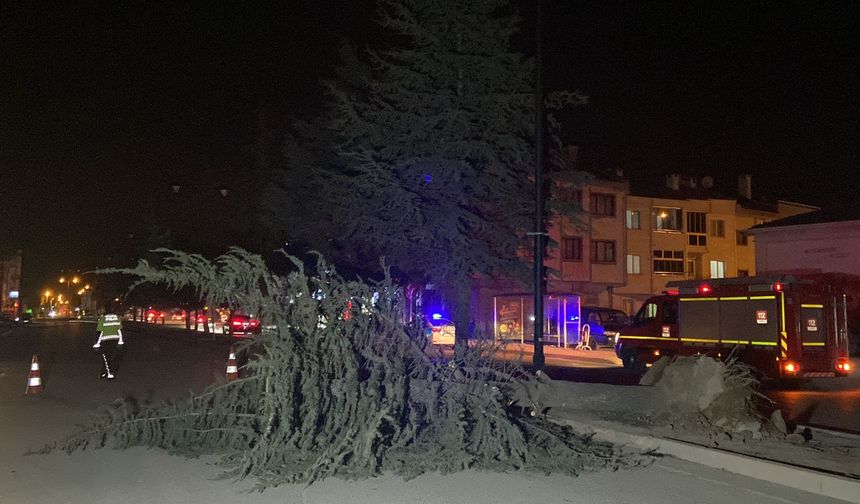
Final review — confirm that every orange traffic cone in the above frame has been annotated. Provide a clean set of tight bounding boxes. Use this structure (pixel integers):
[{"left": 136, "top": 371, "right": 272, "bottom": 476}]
[
  {"left": 25, "top": 354, "right": 43, "bottom": 395},
  {"left": 226, "top": 346, "right": 239, "bottom": 381}
]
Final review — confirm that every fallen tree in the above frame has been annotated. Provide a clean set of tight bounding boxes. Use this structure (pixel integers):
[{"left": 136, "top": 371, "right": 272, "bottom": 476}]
[{"left": 39, "top": 248, "right": 646, "bottom": 488}]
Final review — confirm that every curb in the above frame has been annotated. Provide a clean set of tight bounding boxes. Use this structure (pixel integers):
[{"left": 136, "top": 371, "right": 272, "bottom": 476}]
[
  {"left": 552, "top": 417, "right": 860, "bottom": 504},
  {"left": 503, "top": 343, "right": 622, "bottom": 365}
]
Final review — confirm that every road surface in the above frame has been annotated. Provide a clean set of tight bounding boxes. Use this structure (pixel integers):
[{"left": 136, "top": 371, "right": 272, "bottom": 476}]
[{"left": 0, "top": 320, "right": 855, "bottom": 504}]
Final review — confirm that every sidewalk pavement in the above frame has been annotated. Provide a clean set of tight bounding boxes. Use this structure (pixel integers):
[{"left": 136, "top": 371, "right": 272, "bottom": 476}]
[{"left": 537, "top": 386, "right": 860, "bottom": 504}]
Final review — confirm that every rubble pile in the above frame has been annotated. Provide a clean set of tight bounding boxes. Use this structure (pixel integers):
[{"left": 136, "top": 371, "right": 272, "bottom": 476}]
[{"left": 640, "top": 355, "right": 773, "bottom": 440}]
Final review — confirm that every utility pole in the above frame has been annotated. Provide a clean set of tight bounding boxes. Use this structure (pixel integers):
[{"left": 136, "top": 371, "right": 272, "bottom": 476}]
[{"left": 532, "top": 0, "right": 546, "bottom": 371}]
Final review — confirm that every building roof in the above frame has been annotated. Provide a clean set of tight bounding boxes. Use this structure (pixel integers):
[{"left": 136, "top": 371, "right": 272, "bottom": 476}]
[
  {"left": 630, "top": 185, "right": 735, "bottom": 201},
  {"left": 750, "top": 207, "right": 860, "bottom": 230}
]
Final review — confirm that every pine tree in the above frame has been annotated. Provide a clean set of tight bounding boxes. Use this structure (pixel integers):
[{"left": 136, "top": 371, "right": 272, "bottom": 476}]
[
  {"left": 37, "top": 248, "right": 643, "bottom": 487},
  {"left": 294, "top": 0, "right": 584, "bottom": 350}
]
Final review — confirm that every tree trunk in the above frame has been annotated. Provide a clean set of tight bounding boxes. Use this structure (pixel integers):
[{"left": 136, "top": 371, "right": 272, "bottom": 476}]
[{"left": 453, "top": 277, "right": 471, "bottom": 359}]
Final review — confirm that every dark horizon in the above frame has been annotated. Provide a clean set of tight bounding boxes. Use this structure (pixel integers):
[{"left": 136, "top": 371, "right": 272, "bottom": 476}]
[{"left": 2, "top": 0, "right": 858, "bottom": 303}]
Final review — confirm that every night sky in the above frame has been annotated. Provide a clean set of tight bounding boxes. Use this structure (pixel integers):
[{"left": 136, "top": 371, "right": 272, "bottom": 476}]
[{"left": 2, "top": 1, "right": 858, "bottom": 303}]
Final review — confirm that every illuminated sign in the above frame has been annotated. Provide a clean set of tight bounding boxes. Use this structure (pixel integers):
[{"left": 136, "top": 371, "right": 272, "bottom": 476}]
[{"left": 9, "top": 291, "right": 19, "bottom": 299}]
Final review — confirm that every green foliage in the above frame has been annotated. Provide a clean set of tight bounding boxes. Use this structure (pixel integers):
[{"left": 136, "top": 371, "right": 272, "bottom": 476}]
[
  {"left": 264, "top": 0, "right": 587, "bottom": 351},
  {"left": 268, "top": 0, "right": 584, "bottom": 283},
  {"left": 40, "top": 248, "right": 642, "bottom": 487}
]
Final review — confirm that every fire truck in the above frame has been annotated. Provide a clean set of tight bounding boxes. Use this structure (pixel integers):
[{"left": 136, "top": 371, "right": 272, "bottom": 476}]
[{"left": 616, "top": 275, "right": 852, "bottom": 379}]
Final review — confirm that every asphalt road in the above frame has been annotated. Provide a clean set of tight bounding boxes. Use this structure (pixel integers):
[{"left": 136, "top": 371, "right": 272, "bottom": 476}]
[
  {"left": 0, "top": 319, "right": 236, "bottom": 405},
  {"left": 3, "top": 320, "right": 858, "bottom": 433},
  {"left": 0, "top": 319, "right": 853, "bottom": 504}
]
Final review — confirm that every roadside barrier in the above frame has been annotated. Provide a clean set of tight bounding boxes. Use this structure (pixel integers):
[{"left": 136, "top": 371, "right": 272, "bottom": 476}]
[
  {"left": 226, "top": 346, "right": 238, "bottom": 381},
  {"left": 25, "top": 354, "right": 43, "bottom": 395}
]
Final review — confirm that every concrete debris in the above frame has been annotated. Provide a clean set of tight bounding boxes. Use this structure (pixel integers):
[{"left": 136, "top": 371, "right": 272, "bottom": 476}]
[
  {"left": 786, "top": 433, "right": 806, "bottom": 444},
  {"left": 638, "top": 355, "right": 671, "bottom": 386},
  {"left": 794, "top": 426, "right": 813, "bottom": 442},
  {"left": 770, "top": 409, "right": 788, "bottom": 435},
  {"left": 644, "top": 355, "right": 767, "bottom": 439}
]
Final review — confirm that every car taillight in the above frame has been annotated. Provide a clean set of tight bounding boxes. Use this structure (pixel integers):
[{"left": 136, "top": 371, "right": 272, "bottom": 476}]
[
  {"left": 232, "top": 320, "right": 243, "bottom": 327},
  {"left": 783, "top": 361, "right": 799, "bottom": 374},
  {"left": 249, "top": 319, "right": 259, "bottom": 327},
  {"left": 837, "top": 360, "right": 852, "bottom": 373}
]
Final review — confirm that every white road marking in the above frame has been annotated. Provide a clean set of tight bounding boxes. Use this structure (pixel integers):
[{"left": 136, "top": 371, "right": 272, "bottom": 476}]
[{"left": 656, "top": 463, "right": 803, "bottom": 504}]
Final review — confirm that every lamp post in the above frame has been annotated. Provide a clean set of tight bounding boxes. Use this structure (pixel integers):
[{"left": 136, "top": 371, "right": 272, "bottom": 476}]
[
  {"left": 42, "top": 290, "right": 53, "bottom": 315},
  {"left": 532, "top": 0, "right": 547, "bottom": 371},
  {"left": 77, "top": 284, "right": 92, "bottom": 316},
  {"left": 58, "top": 275, "right": 80, "bottom": 318}
]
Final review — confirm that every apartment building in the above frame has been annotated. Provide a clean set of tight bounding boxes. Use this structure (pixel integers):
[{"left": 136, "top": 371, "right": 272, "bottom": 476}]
[
  {"left": 544, "top": 171, "right": 629, "bottom": 307},
  {"left": 612, "top": 174, "right": 815, "bottom": 315},
  {"left": 0, "top": 250, "right": 22, "bottom": 319}
]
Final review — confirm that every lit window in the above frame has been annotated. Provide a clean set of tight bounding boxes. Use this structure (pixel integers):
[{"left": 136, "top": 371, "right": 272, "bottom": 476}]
[
  {"left": 654, "top": 207, "right": 682, "bottom": 231},
  {"left": 626, "top": 254, "right": 641, "bottom": 274},
  {"left": 626, "top": 210, "right": 640, "bottom": 229},
  {"left": 710, "top": 260, "right": 726, "bottom": 279}
]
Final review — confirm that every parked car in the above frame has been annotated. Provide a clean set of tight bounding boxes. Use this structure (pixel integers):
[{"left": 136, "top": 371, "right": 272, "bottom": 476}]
[
  {"left": 223, "top": 313, "right": 262, "bottom": 338},
  {"left": 424, "top": 314, "right": 456, "bottom": 346},
  {"left": 145, "top": 309, "right": 167, "bottom": 323},
  {"left": 580, "top": 306, "right": 630, "bottom": 347}
]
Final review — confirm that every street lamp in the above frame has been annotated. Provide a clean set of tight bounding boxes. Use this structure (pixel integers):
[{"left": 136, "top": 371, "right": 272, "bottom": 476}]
[{"left": 58, "top": 276, "right": 80, "bottom": 318}]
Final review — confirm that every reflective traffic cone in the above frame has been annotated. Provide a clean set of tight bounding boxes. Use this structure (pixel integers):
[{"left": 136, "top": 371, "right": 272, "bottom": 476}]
[
  {"left": 226, "top": 346, "right": 239, "bottom": 381},
  {"left": 25, "top": 354, "right": 44, "bottom": 395}
]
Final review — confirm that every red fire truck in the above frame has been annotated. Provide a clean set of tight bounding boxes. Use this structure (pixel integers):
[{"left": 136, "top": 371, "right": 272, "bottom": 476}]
[{"left": 616, "top": 275, "right": 852, "bottom": 379}]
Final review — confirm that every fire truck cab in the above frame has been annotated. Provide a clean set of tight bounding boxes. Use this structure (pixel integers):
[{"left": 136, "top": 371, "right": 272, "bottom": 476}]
[{"left": 616, "top": 275, "right": 852, "bottom": 379}]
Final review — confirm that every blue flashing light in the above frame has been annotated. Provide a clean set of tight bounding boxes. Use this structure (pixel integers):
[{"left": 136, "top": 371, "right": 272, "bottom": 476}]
[
  {"left": 424, "top": 174, "right": 433, "bottom": 183},
  {"left": 432, "top": 313, "right": 442, "bottom": 320}
]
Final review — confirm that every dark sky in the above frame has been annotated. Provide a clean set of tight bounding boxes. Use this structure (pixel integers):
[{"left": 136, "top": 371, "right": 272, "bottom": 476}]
[{"left": 1, "top": 1, "right": 858, "bottom": 302}]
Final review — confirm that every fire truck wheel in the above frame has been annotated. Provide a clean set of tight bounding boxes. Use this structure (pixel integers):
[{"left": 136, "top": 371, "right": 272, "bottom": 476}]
[{"left": 620, "top": 348, "right": 645, "bottom": 372}]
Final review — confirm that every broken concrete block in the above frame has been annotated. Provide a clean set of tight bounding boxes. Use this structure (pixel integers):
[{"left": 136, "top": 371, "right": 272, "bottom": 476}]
[
  {"left": 770, "top": 409, "right": 788, "bottom": 435},
  {"left": 639, "top": 356, "right": 671, "bottom": 386}
]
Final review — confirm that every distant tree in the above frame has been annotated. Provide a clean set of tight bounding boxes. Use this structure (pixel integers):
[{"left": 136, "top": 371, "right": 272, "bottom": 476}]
[{"left": 272, "top": 0, "right": 584, "bottom": 352}]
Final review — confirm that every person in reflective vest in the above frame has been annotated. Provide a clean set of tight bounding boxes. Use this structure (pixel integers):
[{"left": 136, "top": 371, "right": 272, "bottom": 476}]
[{"left": 93, "top": 313, "right": 124, "bottom": 379}]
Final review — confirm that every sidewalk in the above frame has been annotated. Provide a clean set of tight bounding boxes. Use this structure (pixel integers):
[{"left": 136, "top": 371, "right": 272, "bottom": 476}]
[
  {"left": 503, "top": 342, "right": 622, "bottom": 366},
  {"left": 517, "top": 378, "right": 860, "bottom": 503}
]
